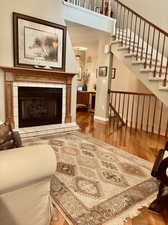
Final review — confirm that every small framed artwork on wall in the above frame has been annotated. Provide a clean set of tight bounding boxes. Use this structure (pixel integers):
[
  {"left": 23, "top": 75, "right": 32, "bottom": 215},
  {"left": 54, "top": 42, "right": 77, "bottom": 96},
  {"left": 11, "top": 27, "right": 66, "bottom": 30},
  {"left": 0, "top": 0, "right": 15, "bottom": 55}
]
[
  {"left": 99, "top": 66, "right": 108, "bottom": 77},
  {"left": 111, "top": 68, "right": 116, "bottom": 79},
  {"left": 13, "top": 12, "right": 67, "bottom": 71}
]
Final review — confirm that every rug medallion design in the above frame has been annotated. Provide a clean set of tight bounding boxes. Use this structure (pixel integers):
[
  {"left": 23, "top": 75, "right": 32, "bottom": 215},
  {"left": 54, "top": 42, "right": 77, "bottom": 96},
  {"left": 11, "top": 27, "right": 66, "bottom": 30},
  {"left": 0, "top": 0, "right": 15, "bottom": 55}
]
[{"left": 23, "top": 132, "right": 158, "bottom": 225}]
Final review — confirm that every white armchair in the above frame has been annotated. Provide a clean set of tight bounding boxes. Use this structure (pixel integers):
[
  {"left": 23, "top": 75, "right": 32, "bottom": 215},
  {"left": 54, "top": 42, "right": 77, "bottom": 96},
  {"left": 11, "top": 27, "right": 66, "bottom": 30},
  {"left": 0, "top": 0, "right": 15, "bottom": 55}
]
[{"left": 0, "top": 144, "right": 56, "bottom": 225}]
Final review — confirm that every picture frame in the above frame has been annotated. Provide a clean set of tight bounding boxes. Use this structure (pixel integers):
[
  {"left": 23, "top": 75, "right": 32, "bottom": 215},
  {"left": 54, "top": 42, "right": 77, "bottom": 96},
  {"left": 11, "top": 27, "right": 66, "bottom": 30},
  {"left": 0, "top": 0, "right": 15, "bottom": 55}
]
[
  {"left": 111, "top": 68, "right": 116, "bottom": 79},
  {"left": 99, "top": 66, "right": 108, "bottom": 77},
  {"left": 13, "top": 12, "right": 67, "bottom": 71}
]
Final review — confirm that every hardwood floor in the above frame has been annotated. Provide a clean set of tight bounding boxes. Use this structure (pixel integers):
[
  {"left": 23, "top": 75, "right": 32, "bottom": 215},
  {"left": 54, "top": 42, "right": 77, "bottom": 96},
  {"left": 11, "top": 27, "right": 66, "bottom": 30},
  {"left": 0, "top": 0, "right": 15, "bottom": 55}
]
[
  {"left": 76, "top": 112, "right": 167, "bottom": 163},
  {"left": 51, "top": 111, "right": 168, "bottom": 225}
]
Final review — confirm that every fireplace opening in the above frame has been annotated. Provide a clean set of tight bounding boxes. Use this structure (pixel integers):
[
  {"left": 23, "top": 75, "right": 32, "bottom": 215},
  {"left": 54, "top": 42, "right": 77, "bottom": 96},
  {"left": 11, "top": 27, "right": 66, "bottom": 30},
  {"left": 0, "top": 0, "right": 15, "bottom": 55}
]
[{"left": 18, "top": 87, "right": 63, "bottom": 128}]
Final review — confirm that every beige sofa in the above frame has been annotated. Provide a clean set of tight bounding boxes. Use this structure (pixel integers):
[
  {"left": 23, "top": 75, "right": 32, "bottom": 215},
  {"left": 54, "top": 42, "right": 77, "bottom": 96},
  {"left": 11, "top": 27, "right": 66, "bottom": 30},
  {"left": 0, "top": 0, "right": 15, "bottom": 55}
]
[{"left": 0, "top": 144, "right": 56, "bottom": 225}]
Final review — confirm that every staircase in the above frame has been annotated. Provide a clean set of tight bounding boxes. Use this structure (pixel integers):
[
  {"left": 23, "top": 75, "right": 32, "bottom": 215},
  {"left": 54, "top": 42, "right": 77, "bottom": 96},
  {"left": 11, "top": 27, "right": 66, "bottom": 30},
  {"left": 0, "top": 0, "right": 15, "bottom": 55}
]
[{"left": 111, "top": 0, "right": 168, "bottom": 107}]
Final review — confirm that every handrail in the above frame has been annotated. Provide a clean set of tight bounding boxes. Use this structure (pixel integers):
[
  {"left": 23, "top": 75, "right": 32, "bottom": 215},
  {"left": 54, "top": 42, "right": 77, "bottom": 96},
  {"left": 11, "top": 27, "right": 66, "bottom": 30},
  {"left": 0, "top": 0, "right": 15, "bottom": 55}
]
[
  {"left": 109, "top": 90, "right": 168, "bottom": 137},
  {"left": 113, "top": 0, "right": 168, "bottom": 87},
  {"left": 114, "top": 0, "right": 168, "bottom": 37},
  {"left": 64, "top": 0, "right": 113, "bottom": 17},
  {"left": 108, "top": 89, "right": 154, "bottom": 96},
  {"left": 64, "top": 0, "right": 168, "bottom": 88}
]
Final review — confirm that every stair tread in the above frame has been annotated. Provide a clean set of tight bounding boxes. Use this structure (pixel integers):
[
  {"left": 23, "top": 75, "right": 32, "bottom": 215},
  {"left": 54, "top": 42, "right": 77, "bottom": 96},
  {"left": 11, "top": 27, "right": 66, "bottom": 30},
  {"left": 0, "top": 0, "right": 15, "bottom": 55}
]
[
  {"left": 148, "top": 77, "right": 165, "bottom": 81},
  {"left": 140, "top": 68, "right": 167, "bottom": 74},
  {"left": 126, "top": 55, "right": 160, "bottom": 63},
  {"left": 125, "top": 51, "right": 153, "bottom": 57},
  {"left": 132, "top": 60, "right": 167, "bottom": 67},
  {"left": 114, "top": 29, "right": 168, "bottom": 94},
  {"left": 113, "top": 32, "right": 168, "bottom": 92},
  {"left": 111, "top": 40, "right": 122, "bottom": 44},
  {"left": 117, "top": 46, "right": 162, "bottom": 62},
  {"left": 159, "top": 86, "right": 168, "bottom": 91}
]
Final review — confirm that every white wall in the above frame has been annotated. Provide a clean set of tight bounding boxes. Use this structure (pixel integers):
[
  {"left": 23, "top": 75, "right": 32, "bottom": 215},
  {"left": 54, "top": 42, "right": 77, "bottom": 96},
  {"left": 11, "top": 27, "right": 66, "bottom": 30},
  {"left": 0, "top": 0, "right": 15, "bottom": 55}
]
[
  {"left": 83, "top": 42, "right": 99, "bottom": 91},
  {"left": 119, "top": 0, "right": 168, "bottom": 31},
  {"left": 73, "top": 41, "right": 103, "bottom": 91},
  {"left": 64, "top": 1, "right": 116, "bottom": 34},
  {"left": 0, "top": 0, "right": 77, "bottom": 122},
  {"left": 111, "top": 55, "right": 151, "bottom": 93},
  {"left": 95, "top": 38, "right": 112, "bottom": 121}
]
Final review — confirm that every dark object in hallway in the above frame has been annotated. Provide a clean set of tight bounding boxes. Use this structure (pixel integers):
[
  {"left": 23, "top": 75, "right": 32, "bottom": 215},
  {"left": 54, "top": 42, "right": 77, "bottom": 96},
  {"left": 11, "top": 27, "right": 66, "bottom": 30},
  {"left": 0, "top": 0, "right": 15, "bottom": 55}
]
[
  {"left": 0, "top": 122, "right": 22, "bottom": 150},
  {"left": 149, "top": 141, "right": 168, "bottom": 213},
  {"left": 83, "top": 83, "right": 87, "bottom": 91},
  {"left": 77, "top": 91, "right": 90, "bottom": 112}
]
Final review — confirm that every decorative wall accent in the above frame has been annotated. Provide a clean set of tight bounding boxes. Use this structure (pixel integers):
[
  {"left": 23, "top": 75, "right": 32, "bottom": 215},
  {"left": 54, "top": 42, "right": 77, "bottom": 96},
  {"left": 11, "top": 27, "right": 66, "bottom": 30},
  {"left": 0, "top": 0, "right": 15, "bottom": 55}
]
[
  {"left": 99, "top": 66, "right": 108, "bottom": 77},
  {"left": 13, "top": 12, "right": 67, "bottom": 71},
  {"left": 111, "top": 68, "right": 116, "bottom": 79}
]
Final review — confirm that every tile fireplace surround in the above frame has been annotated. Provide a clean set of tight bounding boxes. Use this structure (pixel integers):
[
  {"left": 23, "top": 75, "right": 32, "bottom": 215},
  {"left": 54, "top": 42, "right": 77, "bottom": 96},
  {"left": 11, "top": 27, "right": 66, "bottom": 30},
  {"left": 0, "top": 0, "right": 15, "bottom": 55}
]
[{"left": 0, "top": 67, "right": 79, "bottom": 137}]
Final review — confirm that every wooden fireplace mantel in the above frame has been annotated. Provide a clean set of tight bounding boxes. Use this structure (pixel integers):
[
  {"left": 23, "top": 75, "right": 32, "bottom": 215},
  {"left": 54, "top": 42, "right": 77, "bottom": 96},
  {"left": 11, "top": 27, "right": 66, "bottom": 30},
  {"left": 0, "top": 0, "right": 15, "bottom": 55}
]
[{"left": 0, "top": 66, "right": 76, "bottom": 127}]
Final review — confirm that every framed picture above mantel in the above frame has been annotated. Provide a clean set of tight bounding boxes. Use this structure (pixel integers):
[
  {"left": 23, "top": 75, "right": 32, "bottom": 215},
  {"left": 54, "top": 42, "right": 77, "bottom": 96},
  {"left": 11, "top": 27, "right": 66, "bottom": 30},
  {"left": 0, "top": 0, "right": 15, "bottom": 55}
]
[{"left": 13, "top": 12, "right": 67, "bottom": 71}]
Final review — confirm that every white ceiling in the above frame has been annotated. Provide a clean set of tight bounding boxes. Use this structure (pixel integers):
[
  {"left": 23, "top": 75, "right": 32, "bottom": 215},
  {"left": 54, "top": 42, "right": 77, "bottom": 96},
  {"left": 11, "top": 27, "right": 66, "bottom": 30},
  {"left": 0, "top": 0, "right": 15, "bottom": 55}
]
[{"left": 66, "top": 21, "right": 110, "bottom": 47}]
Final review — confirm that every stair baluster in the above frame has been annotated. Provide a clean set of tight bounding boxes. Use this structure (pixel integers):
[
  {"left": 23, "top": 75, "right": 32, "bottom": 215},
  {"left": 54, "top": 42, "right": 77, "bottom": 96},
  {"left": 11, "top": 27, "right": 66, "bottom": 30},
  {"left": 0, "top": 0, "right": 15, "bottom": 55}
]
[
  {"left": 140, "top": 22, "right": 146, "bottom": 61},
  {"left": 112, "top": 0, "right": 168, "bottom": 88},
  {"left": 164, "top": 57, "right": 168, "bottom": 86},
  {"left": 153, "top": 32, "right": 161, "bottom": 77},
  {"left": 125, "top": 10, "right": 129, "bottom": 46},
  {"left": 132, "top": 15, "right": 138, "bottom": 53},
  {"left": 158, "top": 102, "right": 164, "bottom": 136},
  {"left": 140, "top": 95, "right": 145, "bottom": 130},
  {"left": 149, "top": 28, "right": 156, "bottom": 68},
  {"left": 126, "top": 94, "right": 130, "bottom": 127},
  {"left": 159, "top": 35, "right": 166, "bottom": 77},
  {"left": 121, "top": 7, "right": 126, "bottom": 45},
  {"left": 144, "top": 24, "right": 151, "bottom": 68},
  {"left": 128, "top": 12, "right": 133, "bottom": 53},
  {"left": 136, "top": 18, "right": 142, "bottom": 60},
  {"left": 109, "top": 90, "right": 168, "bottom": 137}
]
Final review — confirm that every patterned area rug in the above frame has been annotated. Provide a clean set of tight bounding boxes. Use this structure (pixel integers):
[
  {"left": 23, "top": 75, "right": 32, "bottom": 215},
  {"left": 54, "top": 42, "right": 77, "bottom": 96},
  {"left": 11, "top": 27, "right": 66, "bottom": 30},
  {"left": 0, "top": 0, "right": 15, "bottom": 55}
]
[{"left": 23, "top": 132, "right": 159, "bottom": 225}]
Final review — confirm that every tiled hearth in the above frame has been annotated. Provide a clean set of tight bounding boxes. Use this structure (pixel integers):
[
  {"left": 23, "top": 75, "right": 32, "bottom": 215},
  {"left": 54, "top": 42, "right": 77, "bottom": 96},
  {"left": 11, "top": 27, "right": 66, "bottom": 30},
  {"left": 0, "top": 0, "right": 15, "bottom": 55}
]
[
  {"left": 19, "top": 122, "right": 78, "bottom": 138},
  {"left": 0, "top": 66, "right": 79, "bottom": 137}
]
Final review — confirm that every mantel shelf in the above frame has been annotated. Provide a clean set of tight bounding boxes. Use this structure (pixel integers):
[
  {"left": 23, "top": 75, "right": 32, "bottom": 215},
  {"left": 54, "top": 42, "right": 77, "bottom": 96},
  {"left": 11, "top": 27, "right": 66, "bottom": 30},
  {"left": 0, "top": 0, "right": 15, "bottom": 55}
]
[{"left": 0, "top": 66, "right": 75, "bottom": 77}]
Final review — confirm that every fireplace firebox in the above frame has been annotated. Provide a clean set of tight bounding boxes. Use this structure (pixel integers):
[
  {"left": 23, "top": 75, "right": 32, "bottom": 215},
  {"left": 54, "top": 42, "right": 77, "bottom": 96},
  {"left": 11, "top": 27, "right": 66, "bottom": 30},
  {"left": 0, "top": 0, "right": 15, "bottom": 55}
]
[{"left": 18, "top": 87, "right": 63, "bottom": 128}]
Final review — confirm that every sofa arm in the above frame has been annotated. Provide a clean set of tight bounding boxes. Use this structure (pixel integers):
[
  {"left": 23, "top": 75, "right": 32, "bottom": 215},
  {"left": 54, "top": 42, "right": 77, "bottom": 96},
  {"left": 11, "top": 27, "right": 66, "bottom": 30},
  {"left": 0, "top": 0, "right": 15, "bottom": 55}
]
[{"left": 0, "top": 144, "right": 56, "bottom": 193}]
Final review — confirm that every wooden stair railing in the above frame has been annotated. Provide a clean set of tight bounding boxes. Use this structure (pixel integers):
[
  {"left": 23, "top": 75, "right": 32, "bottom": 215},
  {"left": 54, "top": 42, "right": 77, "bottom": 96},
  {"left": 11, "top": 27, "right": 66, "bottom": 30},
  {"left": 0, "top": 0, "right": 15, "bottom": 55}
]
[
  {"left": 65, "top": 0, "right": 168, "bottom": 87},
  {"left": 109, "top": 90, "right": 168, "bottom": 137},
  {"left": 64, "top": 0, "right": 113, "bottom": 17},
  {"left": 109, "top": 102, "right": 125, "bottom": 126},
  {"left": 112, "top": 0, "right": 168, "bottom": 88}
]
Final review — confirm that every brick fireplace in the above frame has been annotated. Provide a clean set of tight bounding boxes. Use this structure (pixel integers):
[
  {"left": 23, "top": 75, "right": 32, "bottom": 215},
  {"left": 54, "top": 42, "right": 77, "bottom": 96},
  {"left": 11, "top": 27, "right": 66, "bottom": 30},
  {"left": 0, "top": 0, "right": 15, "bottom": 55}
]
[{"left": 0, "top": 67, "right": 78, "bottom": 135}]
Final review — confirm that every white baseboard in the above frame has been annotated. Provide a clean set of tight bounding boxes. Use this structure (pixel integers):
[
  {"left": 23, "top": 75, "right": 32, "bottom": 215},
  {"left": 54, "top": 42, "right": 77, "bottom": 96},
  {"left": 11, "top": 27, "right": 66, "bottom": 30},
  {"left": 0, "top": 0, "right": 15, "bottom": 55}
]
[{"left": 94, "top": 115, "right": 109, "bottom": 122}]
